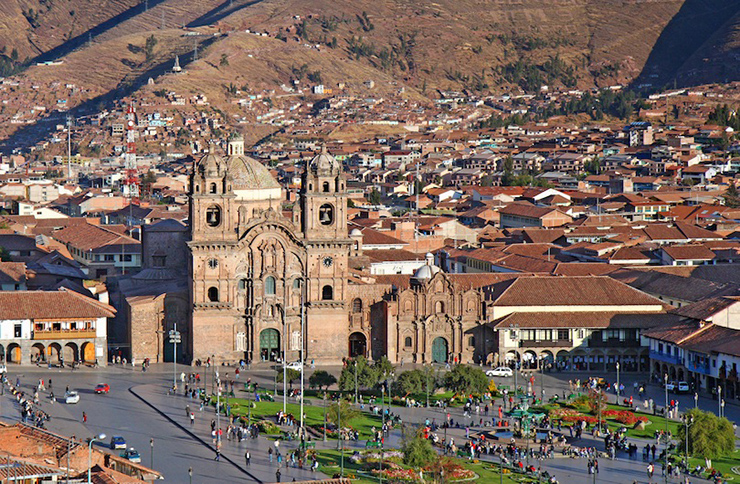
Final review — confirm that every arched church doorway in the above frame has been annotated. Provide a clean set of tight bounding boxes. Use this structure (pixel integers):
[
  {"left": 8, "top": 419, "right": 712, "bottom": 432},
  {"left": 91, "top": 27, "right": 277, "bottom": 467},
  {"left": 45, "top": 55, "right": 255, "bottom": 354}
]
[
  {"left": 259, "top": 328, "right": 280, "bottom": 361},
  {"left": 349, "top": 332, "right": 367, "bottom": 358},
  {"left": 431, "top": 337, "right": 448, "bottom": 363}
]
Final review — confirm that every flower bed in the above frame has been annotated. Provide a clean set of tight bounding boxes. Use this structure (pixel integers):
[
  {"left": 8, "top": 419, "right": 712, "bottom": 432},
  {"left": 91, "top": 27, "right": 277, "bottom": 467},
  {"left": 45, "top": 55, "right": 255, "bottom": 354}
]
[
  {"left": 603, "top": 410, "right": 648, "bottom": 425},
  {"left": 549, "top": 407, "right": 648, "bottom": 426}
]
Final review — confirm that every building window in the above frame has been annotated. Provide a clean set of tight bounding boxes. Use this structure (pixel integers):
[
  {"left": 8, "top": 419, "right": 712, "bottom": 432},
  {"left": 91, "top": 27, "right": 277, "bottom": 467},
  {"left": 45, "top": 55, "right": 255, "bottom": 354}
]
[
  {"left": 578, "top": 329, "right": 585, "bottom": 339},
  {"left": 208, "top": 259, "right": 219, "bottom": 269},
  {"left": 210, "top": 182, "right": 217, "bottom": 194},
  {"left": 13, "top": 324, "right": 21, "bottom": 338},
  {"left": 206, "top": 206, "right": 221, "bottom": 227},
  {"left": 352, "top": 298, "right": 363, "bottom": 313},
  {"left": 104, "top": 255, "right": 115, "bottom": 262},
  {"left": 557, "top": 329, "right": 569, "bottom": 340},
  {"left": 435, "top": 301, "right": 445, "bottom": 313},
  {"left": 265, "top": 276, "right": 276, "bottom": 295},
  {"left": 404, "top": 336, "right": 412, "bottom": 348},
  {"left": 322, "top": 285, "right": 333, "bottom": 300},
  {"left": 121, "top": 254, "right": 132, "bottom": 262},
  {"left": 153, "top": 255, "right": 166, "bottom": 267},
  {"left": 207, "top": 287, "right": 219, "bottom": 302},
  {"left": 236, "top": 331, "right": 246, "bottom": 352},
  {"left": 323, "top": 181, "right": 330, "bottom": 193},
  {"left": 238, "top": 279, "right": 247, "bottom": 290},
  {"left": 468, "top": 336, "right": 475, "bottom": 347}
]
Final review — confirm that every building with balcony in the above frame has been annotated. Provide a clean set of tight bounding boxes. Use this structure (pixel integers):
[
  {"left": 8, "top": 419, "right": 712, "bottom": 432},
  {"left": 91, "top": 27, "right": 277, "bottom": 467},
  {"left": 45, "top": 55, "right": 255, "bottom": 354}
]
[
  {"left": 0, "top": 289, "right": 114, "bottom": 365},
  {"left": 643, "top": 296, "right": 740, "bottom": 396},
  {"left": 486, "top": 276, "right": 668, "bottom": 372}
]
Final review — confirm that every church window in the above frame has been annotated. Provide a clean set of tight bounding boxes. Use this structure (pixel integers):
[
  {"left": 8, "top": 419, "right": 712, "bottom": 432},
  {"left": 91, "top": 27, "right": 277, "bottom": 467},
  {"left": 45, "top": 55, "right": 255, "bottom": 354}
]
[
  {"left": 293, "top": 279, "right": 301, "bottom": 289},
  {"left": 323, "top": 181, "right": 330, "bottom": 193},
  {"left": 196, "top": 185, "right": 199, "bottom": 193},
  {"left": 207, "top": 287, "right": 219, "bottom": 302},
  {"left": 468, "top": 336, "right": 475, "bottom": 347},
  {"left": 435, "top": 301, "right": 445, "bottom": 313},
  {"left": 404, "top": 336, "right": 412, "bottom": 348},
  {"left": 208, "top": 258, "right": 218, "bottom": 269},
  {"left": 210, "top": 182, "right": 217, "bottom": 194},
  {"left": 152, "top": 255, "right": 166, "bottom": 267},
  {"left": 403, "top": 300, "right": 413, "bottom": 312},
  {"left": 352, "top": 298, "right": 363, "bottom": 313},
  {"left": 265, "top": 276, "right": 276, "bottom": 295},
  {"left": 236, "top": 331, "right": 246, "bottom": 351},
  {"left": 319, "top": 204, "right": 334, "bottom": 225},
  {"left": 206, "top": 206, "right": 221, "bottom": 227},
  {"left": 322, "top": 285, "right": 333, "bottom": 300},
  {"left": 238, "top": 279, "right": 247, "bottom": 290}
]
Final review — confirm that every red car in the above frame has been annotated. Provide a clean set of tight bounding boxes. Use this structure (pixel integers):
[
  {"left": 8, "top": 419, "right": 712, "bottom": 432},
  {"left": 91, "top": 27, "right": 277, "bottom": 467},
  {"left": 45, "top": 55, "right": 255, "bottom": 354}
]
[{"left": 94, "top": 383, "right": 110, "bottom": 394}]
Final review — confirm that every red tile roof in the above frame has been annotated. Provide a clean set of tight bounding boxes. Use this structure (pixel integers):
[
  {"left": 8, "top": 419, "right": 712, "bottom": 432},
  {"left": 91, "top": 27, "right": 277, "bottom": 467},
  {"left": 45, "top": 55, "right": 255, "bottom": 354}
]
[{"left": 0, "top": 290, "right": 115, "bottom": 319}]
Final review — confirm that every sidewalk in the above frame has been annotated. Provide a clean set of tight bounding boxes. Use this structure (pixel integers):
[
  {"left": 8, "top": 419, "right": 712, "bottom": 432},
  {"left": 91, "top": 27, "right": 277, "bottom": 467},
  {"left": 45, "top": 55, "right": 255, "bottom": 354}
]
[{"left": 130, "top": 383, "right": 326, "bottom": 483}]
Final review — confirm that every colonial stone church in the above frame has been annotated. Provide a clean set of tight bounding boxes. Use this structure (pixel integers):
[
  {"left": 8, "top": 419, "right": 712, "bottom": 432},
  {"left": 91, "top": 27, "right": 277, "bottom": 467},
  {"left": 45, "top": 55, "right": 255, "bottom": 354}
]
[
  {"left": 188, "top": 136, "right": 355, "bottom": 364},
  {"left": 121, "top": 136, "right": 665, "bottom": 369}
]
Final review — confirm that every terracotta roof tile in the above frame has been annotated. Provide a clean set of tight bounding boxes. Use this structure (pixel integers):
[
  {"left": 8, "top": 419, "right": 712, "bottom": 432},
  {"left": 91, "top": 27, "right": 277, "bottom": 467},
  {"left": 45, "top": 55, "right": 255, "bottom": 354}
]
[{"left": 0, "top": 290, "right": 115, "bottom": 319}]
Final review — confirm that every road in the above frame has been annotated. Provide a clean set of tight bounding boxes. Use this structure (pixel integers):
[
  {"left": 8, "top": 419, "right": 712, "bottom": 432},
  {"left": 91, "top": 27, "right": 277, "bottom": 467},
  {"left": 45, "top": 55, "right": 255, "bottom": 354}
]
[{"left": 0, "top": 363, "right": 736, "bottom": 484}]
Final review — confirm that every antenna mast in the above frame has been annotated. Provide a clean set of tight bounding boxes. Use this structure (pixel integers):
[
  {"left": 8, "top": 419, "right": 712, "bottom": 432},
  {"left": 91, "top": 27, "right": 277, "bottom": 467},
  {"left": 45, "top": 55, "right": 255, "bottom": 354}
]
[{"left": 124, "top": 104, "right": 140, "bottom": 201}]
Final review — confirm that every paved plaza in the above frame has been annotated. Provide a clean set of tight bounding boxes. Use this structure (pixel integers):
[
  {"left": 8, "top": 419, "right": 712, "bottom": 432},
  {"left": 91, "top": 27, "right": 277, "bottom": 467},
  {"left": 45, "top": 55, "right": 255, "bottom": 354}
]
[{"left": 0, "top": 363, "right": 736, "bottom": 483}]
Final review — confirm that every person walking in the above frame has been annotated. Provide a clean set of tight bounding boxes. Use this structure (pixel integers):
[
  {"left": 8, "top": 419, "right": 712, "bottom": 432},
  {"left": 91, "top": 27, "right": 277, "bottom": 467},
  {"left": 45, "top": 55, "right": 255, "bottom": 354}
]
[
  {"left": 275, "top": 469, "right": 281, "bottom": 483},
  {"left": 214, "top": 448, "right": 220, "bottom": 461},
  {"left": 82, "top": 412, "right": 87, "bottom": 423},
  {"left": 647, "top": 462, "right": 654, "bottom": 480},
  {"left": 245, "top": 451, "right": 251, "bottom": 467},
  {"left": 190, "top": 412, "right": 195, "bottom": 426},
  {"left": 268, "top": 447, "right": 273, "bottom": 463}
]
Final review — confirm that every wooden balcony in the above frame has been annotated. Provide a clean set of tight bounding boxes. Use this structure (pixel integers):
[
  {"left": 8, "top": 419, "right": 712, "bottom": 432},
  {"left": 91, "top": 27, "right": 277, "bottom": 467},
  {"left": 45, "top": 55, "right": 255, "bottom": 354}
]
[
  {"left": 519, "top": 339, "right": 572, "bottom": 348},
  {"left": 33, "top": 329, "right": 96, "bottom": 340}
]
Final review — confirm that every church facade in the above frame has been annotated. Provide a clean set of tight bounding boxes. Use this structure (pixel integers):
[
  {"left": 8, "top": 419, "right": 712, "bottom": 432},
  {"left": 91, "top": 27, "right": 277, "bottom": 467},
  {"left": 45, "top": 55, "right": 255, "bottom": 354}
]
[{"left": 188, "top": 137, "right": 355, "bottom": 364}]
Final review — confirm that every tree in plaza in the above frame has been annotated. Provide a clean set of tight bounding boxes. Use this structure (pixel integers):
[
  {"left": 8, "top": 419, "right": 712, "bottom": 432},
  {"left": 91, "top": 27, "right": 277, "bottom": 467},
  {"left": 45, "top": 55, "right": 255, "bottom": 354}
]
[
  {"left": 401, "top": 428, "right": 436, "bottom": 467},
  {"left": 587, "top": 389, "right": 608, "bottom": 415},
  {"left": 339, "top": 356, "right": 378, "bottom": 392},
  {"left": 373, "top": 356, "right": 395, "bottom": 382},
  {"left": 276, "top": 368, "right": 301, "bottom": 389},
  {"left": 679, "top": 408, "right": 735, "bottom": 460},
  {"left": 393, "top": 367, "right": 437, "bottom": 396},
  {"left": 327, "top": 400, "right": 360, "bottom": 427},
  {"left": 308, "top": 370, "right": 337, "bottom": 391},
  {"left": 443, "top": 364, "right": 488, "bottom": 395}
]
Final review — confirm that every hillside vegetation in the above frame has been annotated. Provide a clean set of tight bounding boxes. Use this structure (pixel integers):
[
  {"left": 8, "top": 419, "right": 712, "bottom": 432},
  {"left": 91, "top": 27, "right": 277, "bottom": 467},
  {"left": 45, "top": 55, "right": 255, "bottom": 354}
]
[{"left": 4, "top": 0, "right": 740, "bottom": 103}]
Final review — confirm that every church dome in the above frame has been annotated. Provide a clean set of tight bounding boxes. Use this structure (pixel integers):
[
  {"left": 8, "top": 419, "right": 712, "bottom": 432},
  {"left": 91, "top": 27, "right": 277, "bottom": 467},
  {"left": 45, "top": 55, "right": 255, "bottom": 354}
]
[
  {"left": 225, "top": 154, "right": 281, "bottom": 190},
  {"left": 412, "top": 253, "right": 441, "bottom": 281},
  {"left": 308, "top": 146, "right": 341, "bottom": 175},
  {"left": 350, "top": 228, "right": 362, "bottom": 237}
]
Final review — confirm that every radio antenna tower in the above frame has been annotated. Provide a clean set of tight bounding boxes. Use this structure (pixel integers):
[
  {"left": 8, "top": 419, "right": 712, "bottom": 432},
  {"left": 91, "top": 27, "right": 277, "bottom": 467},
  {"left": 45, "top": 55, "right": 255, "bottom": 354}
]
[{"left": 124, "top": 104, "right": 140, "bottom": 202}]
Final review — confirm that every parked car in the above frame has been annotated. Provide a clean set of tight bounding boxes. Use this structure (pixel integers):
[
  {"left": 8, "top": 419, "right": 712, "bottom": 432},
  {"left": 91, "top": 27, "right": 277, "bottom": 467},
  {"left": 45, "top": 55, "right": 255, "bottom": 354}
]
[
  {"left": 95, "top": 383, "right": 110, "bottom": 394},
  {"left": 486, "top": 367, "right": 513, "bottom": 377},
  {"left": 64, "top": 391, "right": 80, "bottom": 404},
  {"left": 285, "top": 361, "right": 303, "bottom": 370},
  {"left": 0, "top": 364, "right": 6, "bottom": 374},
  {"left": 676, "top": 381, "right": 690, "bottom": 393},
  {"left": 665, "top": 381, "right": 677, "bottom": 392},
  {"left": 110, "top": 436, "right": 126, "bottom": 450},
  {"left": 120, "top": 447, "right": 141, "bottom": 463}
]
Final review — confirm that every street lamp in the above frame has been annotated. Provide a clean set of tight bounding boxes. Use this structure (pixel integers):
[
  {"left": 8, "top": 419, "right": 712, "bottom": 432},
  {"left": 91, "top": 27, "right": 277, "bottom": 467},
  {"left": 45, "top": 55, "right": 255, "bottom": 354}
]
[
  {"left": 615, "top": 362, "right": 620, "bottom": 404},
  {"left": 188, "top": 467, "right": 192, "bottom": 484},
  {"left": 509, "top": 324, "right": 519, "bottom": 403},
  {"left": 664, "top": 373, "right": 669, "bottom": 484},
  {"left": 354, "top": 359, "right": 359, "bottom": 405},
  {"left": 694, "top": 392, "right": 698, "bottom": 409},
  {"left": 721, "top": 399, "right": 725, "bottom": 419},
  {"left": 87, "top": 433, "right": 106, "bottom": 484},
  {"left": 682, "top": 414, "right": 694, "bottom": 468},
  {"left": 718, "top": 385, "right": 722, "bottom": 417},
  {"left": 323, "top": 392, "right": 327, "bottom": 442},
  {"left": 150, "top": 438, "right": 153, "bottom": 470}
]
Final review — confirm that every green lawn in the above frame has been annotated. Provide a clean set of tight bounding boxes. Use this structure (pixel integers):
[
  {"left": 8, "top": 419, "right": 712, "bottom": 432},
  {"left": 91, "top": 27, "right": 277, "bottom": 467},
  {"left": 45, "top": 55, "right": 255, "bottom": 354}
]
[
  {"left": 314, "top": 449, "right": 538, "bottom": 484},
  {"left": 221, "top": 397, "right": 384, "bottom": 440}
]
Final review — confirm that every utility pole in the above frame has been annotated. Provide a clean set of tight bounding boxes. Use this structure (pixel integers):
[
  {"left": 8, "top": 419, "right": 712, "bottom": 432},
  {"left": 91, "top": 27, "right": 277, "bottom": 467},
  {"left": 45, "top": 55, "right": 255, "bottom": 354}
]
[
  {"left": 169, "top": 323, "right": 180, "bottom": 391},
  {"left": 354, "top": 360, "right": 358, "bottom": 405},
  {"left": 616, "top": 362, "right": 620, "bottom": 405}
]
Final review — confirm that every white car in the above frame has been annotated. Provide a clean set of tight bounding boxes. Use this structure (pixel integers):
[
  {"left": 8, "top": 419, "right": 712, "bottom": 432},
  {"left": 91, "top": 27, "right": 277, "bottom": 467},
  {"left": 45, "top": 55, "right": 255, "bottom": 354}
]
[
  {"left": 676, "top": 381, "right": 690, "bottom": 393},
  {"left": 285, "top": 361, "right": 303, "bottom": 370},
  {"left": 64, "top": 391, "right": 80, "bottom": 404},
  {"left": 0, "top": 364, "right": 6, "bottom": 374},
  {"left": 486, "top": 367, "right": 514, "bottom": 377}
]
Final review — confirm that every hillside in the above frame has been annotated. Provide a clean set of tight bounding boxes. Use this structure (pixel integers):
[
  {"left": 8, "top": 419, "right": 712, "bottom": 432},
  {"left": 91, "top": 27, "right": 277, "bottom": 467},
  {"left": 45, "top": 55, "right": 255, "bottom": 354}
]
[{"left": 3, "top": 0, "right": 740, "bottom": 112}]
